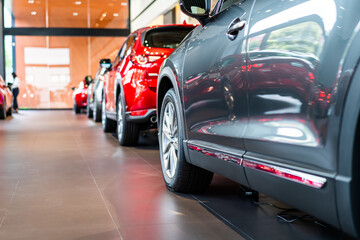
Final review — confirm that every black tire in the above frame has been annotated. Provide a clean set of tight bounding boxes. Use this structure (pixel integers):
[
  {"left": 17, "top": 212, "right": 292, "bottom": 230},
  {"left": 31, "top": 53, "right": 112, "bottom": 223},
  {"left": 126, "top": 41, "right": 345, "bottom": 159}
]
[
  {"left": 101, "top": 95, "right": 116, "bottom": 132},
  {"left": 0, "top": 100, "right": 6, "bottom": 120},
  {"left": 87, "top": 94, "right": 93, "bottom": 118},
  {"left": 93, "top": 96, "right": 101, "bottom": 122},
  {"left": 116, "top": 94, "right": 139, "bottom": 146},
  {"left": 74, "top": 103, "right": 80, "bottom": 114},
  {"left": 7, "top": 105, "right": 12, "bottom": 116},
  {"left": 159, "top": 89, "right": 213, "bottom": 193}
]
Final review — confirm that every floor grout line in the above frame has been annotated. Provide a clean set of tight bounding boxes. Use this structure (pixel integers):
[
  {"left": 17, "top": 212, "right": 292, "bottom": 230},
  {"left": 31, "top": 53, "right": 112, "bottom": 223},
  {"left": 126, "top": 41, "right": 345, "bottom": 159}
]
[
  {"left": 71, "top": 128, "right": 124, "bottom": 240},
  {"left": 0, "top": 167, "right": 26, "bottom": 229}
]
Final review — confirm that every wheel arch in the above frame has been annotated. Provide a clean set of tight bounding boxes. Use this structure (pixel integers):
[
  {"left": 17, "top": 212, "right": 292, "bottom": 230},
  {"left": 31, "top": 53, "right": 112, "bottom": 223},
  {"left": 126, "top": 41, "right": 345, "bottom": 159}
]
[
  {"left": 336, "top": 56, "right": 360, "bottom": 237},
  {"left": 157, "top": 66, "right": 181, "bottom": 121},
  {"left": 157, "top": 66, "right": 192, "bottom": 163}
]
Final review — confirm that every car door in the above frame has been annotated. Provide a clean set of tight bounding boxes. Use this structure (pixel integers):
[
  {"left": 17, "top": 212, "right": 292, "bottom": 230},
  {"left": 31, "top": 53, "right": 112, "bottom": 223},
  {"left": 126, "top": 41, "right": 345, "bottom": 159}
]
[
  {"left": 107, "top": 35, "right": 136, "bottom": 114},
  {"left": 105, "top": 45, "right": 125, "bottom": 115},
  {"left": 182, "top": 0, "right": 255, "bottom": 185},
  {"left": 242, "top": 0, "right": 352, "bottom": 227}
]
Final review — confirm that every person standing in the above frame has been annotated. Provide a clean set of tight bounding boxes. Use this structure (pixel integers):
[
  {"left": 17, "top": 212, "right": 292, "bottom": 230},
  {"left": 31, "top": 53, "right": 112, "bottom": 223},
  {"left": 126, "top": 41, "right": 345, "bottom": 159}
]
[{"left": 11, "top": 72, "right": 20, "bottom": 113}]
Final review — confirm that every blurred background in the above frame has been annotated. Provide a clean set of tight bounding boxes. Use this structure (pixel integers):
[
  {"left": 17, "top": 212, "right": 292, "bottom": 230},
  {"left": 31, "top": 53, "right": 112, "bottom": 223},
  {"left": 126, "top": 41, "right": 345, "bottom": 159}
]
[{"left": 2, "top": 0, "right": 218, "bottom": 109}]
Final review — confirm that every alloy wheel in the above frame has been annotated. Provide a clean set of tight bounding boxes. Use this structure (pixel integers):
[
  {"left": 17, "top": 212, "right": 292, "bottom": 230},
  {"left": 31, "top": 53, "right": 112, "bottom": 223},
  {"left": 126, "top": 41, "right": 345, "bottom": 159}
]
[
  {"left": 101, "top": 98, "right": 106, "bottom": 126},
  {"left": 161, "top": 101, "right": 179, "bottom": 179},
  {"left": 93, "top": 106, "right": 97, "bottom": 120},
  {"left": 117, "top": 99, "right": 124, "bottom": 141}
]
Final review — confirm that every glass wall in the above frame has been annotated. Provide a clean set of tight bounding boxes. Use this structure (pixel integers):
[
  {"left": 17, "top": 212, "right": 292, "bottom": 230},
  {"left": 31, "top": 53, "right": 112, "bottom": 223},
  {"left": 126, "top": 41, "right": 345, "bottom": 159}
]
[
  {"left": 4, "top": 0, "right": 129, "bottom": 28},
  {"left": 3, "top": 0, "right": 129, "bottom": 109},
  {"left": 4, "top": 36, "right": 125, "bottom": 109}
]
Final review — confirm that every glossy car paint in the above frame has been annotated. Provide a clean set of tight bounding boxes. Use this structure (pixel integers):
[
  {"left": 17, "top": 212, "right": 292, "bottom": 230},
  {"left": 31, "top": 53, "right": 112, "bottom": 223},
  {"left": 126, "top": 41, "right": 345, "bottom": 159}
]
[
  {"left": 102, "top": 24, "right": 195, "bottom": 125},
  {"left": 73, "top": 80, "right": 88, "bottom": 109},
  {"left": 157, "top": 0, "right": 360, "bottom": 237},
  {"left": 0, "top": 76, "right": 12, "bottom": 117},
  {"left": 87, "top": 66, "right": 107, "bottom": 114}
]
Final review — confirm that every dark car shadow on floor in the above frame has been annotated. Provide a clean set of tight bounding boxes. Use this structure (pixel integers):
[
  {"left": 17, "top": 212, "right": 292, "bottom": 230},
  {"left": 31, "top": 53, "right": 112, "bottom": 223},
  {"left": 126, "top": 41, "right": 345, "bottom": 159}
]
[
  {"left": 107, "top": 128, "right": 354, "bottom": 240},
  {"left": 172, "top": 175, "right": 356, "bottom": 240},
  {"left": 110, "top": 131, "right": 159, "bottom": 150}
]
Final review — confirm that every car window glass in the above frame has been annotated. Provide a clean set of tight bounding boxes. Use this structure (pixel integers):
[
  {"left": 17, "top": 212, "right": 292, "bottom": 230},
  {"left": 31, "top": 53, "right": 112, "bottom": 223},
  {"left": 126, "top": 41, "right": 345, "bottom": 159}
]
[
  {"left": 143, "top": 27, "right": 195, "bottom": 49},
  {"left": 124, "top": 35, "right": 137, "bottom": 57},
  {"left": 210, "top": 0, "right": 221, "bottom": 16},
  {"left": 220, "top": 0, "right": 242, "bottom": 12},
  {"left": 78, "top": 81, "right": 84, "bottom": 89},
  {"left": 117, "top": 42, "right": 127, "bottom": 63}
]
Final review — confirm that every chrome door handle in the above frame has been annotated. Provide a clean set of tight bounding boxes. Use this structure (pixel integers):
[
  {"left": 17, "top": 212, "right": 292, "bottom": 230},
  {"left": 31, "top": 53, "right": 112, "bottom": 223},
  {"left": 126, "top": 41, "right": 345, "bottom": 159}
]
[{"left": 227, "top": 18, "right": 246, "bottom": 40}]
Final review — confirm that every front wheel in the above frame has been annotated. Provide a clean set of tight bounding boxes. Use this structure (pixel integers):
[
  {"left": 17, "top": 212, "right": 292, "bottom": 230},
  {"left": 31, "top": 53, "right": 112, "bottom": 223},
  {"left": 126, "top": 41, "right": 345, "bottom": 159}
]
[
  {"left": 159, "top": 89, "right": 213, "bottom": 193},
  {"left": 116, "top": 95, "right": 139, "bottom": 146}
]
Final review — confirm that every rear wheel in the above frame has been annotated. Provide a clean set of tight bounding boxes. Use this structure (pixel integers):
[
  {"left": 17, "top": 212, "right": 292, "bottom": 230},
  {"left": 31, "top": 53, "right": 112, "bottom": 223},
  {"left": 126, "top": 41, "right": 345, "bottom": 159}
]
[
  {"left": 101, "top": 95, "right": 116, "bottom": 132},
  {"left": 93, "top": 98, "right": 101, "bottom": 122},
  {"left": 74, "top": 103, "right": 80, "bottom": 114},
  {"left": 116, "top": 94, "right": 139, "bottom": 146},
  {"left": 159, "top": 89, "right": 213, "bottom": 192},
  {"left": 0, "top": 100, "right": 6, "bottom": 120},
  {"left": 87, "top": 94, "right": 93, "bottom": 118},
  {"left": 6, "top": 105, "right": 12, "bottom": 116}
]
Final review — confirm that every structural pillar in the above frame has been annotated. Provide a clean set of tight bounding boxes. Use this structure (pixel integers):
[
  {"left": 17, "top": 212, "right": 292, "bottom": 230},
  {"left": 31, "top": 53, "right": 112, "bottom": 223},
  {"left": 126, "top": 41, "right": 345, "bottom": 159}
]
[{"left": 0, "top": 0, "right": 4, "bottom": 78}]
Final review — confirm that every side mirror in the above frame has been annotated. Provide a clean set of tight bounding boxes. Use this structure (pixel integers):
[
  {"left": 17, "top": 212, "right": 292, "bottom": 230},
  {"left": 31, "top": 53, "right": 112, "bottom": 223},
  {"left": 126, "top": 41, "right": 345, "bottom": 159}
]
[
  {"left": 179, "top": 0, "right": 210, "bottom": 26},
  {"left": 100, "top": 58, "right": 112, "bottom": 69},
  {"left": 84, "top": 75, "right": 92, "bottom": 85}
]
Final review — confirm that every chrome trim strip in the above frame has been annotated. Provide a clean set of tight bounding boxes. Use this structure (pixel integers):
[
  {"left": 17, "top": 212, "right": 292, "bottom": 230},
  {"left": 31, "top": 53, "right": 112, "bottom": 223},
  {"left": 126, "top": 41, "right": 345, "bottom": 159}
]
[
  {"left": 243, "top": 159, "right": 327, "bottom": 189},
  {"left": 148, "top": 73, "right": 159, "bottom": 77},
  {"left": 187, "top": 143, "right": 243, "bottom": 165}
]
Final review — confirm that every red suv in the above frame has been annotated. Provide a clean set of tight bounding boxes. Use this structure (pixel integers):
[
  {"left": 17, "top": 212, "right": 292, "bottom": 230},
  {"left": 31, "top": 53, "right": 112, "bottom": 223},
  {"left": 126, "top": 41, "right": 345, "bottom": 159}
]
[
  {"left": 100, "top": 24, "right": 195, "bottom": 146},
  {"left": 0, "top": 75, "right": 12, "bottom": 119},
  {"left": 72, "top": 75, "right": 92, "bottom": 114}
]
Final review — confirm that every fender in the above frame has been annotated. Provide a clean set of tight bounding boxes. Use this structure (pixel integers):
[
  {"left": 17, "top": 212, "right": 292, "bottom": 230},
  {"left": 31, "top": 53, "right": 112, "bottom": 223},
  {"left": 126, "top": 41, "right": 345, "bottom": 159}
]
[
  {"left": 114, "top": 72, "right": 124, "bottom": 105},
  {"left": 336, "top": 21, "right": 360, "bottom": 237},
  {"left": 158, "top": 65, "right": 193, "bottom": 163}
]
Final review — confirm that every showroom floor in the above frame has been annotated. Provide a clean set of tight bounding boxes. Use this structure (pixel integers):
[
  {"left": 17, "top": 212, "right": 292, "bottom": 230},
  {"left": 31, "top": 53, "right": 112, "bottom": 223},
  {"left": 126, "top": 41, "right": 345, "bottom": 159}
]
[{"left": 0, "top": 111, "right": 355, "bottom": 240}]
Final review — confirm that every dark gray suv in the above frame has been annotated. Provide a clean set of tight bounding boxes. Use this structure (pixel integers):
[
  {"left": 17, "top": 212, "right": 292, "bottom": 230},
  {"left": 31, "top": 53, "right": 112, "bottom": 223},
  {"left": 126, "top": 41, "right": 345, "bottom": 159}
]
[{"left": 157, "top": 0, "right": 360, "bottom": 237}]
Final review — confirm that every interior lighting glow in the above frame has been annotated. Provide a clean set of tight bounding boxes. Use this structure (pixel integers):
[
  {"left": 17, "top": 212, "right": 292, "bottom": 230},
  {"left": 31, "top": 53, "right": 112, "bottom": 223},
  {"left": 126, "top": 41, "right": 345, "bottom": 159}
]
[
  {"left": 75, "top": 1, "right": 82, "bottom": 5},
  {"left": 113, "top": 13, "right": 119, "bottom": 17},
  {"left": 73, "top": 12, "right": 79, "bottom": 16},
  {"left": 28, "top": 0, "right": 34, "bottom": 3},
  {"left": 31, "top": 11, "right": 37, "bottom": 15},
  {"left": 121, "top": 2, "right": 127, "bottom": 6},
  {"left": 100, "top": 12, "right": 107, "bottom": 21}
]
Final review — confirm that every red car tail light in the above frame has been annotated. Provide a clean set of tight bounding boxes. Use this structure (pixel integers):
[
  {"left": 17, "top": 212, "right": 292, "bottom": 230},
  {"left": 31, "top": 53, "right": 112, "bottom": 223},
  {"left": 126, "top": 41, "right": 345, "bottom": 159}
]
[
  {"left": 130, "top": 109, "right": 148, "bottom": 116},
  {"left": 130, "top": 55, "right": 162, "bottom": 65}
]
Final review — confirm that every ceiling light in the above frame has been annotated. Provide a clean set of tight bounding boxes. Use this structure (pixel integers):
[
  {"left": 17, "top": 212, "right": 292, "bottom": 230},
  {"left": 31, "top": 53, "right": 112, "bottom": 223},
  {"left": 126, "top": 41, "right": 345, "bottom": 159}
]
[
  {"left": 28, "top": 0, "right": 34, "bottom": 3},
  {"left": 73, "top": 12, "right": 79, "bottom": 16},
  {"left": 99, "top": 12, "right": 107, "bottom": 21},
  {"left": 75, "top": 1, "right": 82, "bottom": 5},
  {"left": 31, "top": 11, "right": 37, "bottom": 15},
  {"left": 121, "top": 2, "right": 127, "bottom": 6},
  {"left": 113, "top": 13, "right": 119, "bottom": 17}
]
